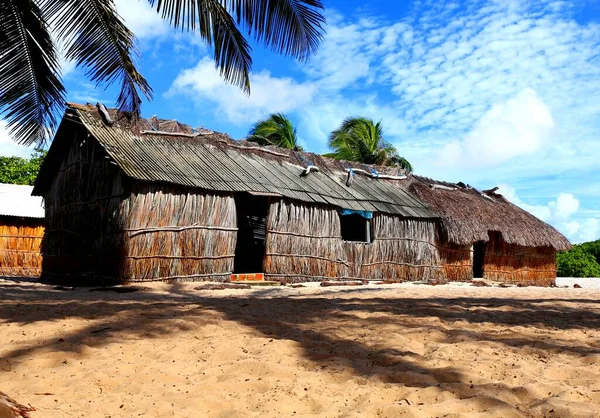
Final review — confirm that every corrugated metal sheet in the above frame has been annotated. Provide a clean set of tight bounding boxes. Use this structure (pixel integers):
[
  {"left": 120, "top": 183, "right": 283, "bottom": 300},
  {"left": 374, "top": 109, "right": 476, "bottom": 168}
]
[
  {"left": 0, "top": 184, "right": 44, "bottom": 218},
  {"left": 76, "top": 110, "right": 437, "bottom": 219}
]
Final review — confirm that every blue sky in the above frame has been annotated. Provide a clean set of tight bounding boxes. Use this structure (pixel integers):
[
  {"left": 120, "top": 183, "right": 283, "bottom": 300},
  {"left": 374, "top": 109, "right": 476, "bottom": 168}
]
[{"left": 1, "top": 0, "right": 599, "bottom": 243}]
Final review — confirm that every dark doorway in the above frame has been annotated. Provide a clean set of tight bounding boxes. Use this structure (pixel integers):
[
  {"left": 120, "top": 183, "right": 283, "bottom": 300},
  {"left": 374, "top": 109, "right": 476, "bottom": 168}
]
[
  {"left": 473, "top": 241, "right": 486, "bottom": 278},
  {"left": 234, "top": 194, "right": 270, "bottom": 273}
]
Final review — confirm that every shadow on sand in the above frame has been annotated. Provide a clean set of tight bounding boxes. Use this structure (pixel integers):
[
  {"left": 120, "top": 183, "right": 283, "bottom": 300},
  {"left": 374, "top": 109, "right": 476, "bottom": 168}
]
[{"left": 1, "top": 281, "right": 599, "bottom": 413}]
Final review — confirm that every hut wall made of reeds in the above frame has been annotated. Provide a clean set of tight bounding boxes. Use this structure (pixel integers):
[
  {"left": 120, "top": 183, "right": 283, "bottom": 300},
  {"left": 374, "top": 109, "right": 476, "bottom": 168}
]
[
  {"left": 41, "top": 125, "right": 126, "bottom": 285},
  {"left": 0, "top": 216, "right": 44, "bottom": 277},
  {"left": 41, "top": 128, "right": 237, "bottom": 284},
  {"left": 119, "top": 184, "right": 237, "bottom": 282},
  {"left": 264, "top": 200, "right": 443, "bottom": 283},
  {"left": 355, "top": 215, "right": 443, "bottom": 282},
  {"left": 483, "top": 231, "right": 557, "bottom": 286},
  {"left": 437, "top": 242, "right": 473, "bottom": 282}
]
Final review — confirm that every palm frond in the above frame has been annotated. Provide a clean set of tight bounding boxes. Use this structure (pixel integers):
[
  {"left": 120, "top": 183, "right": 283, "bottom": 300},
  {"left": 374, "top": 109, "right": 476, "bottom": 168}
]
[
  {"left": 328, "top": 116, "right": 412, "bottom": 169},
  {"left": 46, "top": 0, "right": 152, "bottom": 117},
  {"left": 226, "top": 0, "right": 326, "bottom": 60},
  {"left": 149, "top": 0, "right": 252, "bottom": 92},
  {"left": 0, "top": 0, "right": 65, "bottom": 145},
  {"left": 149, "top": 0, "right": 324, "bottom": 91},
  {"left": 248, "top": 112, "right": 300, "bottom": 150}
]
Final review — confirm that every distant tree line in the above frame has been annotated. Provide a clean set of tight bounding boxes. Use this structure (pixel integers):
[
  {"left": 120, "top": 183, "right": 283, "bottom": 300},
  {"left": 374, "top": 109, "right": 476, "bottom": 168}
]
[
  {"left": 557, "top": 240, "right": 600, "bottom": 277},
  {"left": 0, "top": 149, "right": 47, "bottom": 186}
]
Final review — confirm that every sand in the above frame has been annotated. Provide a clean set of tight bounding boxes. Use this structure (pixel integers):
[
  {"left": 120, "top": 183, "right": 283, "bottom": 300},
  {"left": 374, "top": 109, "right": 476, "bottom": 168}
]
[{"left": 1, "top": 279, "right": 600, "bottom": 418}]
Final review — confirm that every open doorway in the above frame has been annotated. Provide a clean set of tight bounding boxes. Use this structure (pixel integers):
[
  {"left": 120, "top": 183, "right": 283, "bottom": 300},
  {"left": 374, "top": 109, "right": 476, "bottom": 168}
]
[
  {"left": 473, "top": 241, "right": 486, "bottom": 278},
  {"left": 233, "top": 194, "right": 270, "bottom": 273}
]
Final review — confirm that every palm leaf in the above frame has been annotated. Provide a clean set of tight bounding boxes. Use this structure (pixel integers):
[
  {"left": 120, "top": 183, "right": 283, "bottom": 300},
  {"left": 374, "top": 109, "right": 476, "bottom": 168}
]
[
  {"left": 226, "top": 0, "right": 325, "bottom": 60},
  {"left": 328, "top": 116, "right": 413, "bottom": 170},
  {"left": 148, "top": 0, "right": 325, "bottom": 91},
  {"left": 248, "top": 112, "right": 301, "bottom": 150},
  {"left": 46, "top": 0, "right": 153, "bottom": 117},
  {"left": 149, "top": 0, "right": 252, "bottom": 92},
  {"left": 0, "top": 0, "right": 66, "bottom": 145}
]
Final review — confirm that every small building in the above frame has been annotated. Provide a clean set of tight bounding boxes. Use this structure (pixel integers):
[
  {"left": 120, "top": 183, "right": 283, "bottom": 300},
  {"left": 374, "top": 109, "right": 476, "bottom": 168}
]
[
  {"left": 408, "top": 177, "right": 571, "bottom": 286},
  {"left": 0, "top": 183, "right": 45, "bottom": 277},
  {"left": 33, "top": 104, "right": 570, "bottom": 286},
  {"left": 33, "top": 104, "right": 440, "bottom": 285}
]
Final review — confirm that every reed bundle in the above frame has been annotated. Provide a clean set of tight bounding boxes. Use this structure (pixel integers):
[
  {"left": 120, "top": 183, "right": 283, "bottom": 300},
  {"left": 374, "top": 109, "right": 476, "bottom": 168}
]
[
  {"left": 0, "top": 218, "right": 43, "bottom": 277},
  {"left": 121, "top": 184, "right": 236, "bottom": 282},
  {"left": 357, "top": 216, "right": 444, "bottom": 282},
  {"left": 42, "top": 132, "right": 125, "bottom": 284},
  {"left": 483, "top": 232, "right": 556, "bottom": 286},
  {"left": 438, "top": 242, "right": 473, "bottom": 282},
  {"left": 264, "top": 201, "right": 445, "bottom": 283},
  {"left": 265, "top": 201, "right": 346, "bottom": 283}
]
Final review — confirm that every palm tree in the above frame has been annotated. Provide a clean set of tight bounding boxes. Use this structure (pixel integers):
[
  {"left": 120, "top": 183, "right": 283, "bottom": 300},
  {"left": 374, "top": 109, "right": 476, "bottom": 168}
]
[
  {"left": 247, "top": 113, "right": 302, "bottom": 151},
  {"left": 0, "top": 0, "right": 326, "bottom": 145},
  {"left": 327, "top": 116, "right": 413, "bottom": 172}
]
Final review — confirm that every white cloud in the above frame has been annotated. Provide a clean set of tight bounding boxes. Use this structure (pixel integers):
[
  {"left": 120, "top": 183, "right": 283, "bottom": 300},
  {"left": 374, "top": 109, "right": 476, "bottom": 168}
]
[
  {"left": 0, "top": 121, "right": 33, "bottom": 158},
  {"left": 113, "top": 0, "right": 170, "bottom": 40},
  {"left": 167, "top": 58, "right": 317, "bottom": 125},
  {"left": 549, "top": 193, "right": 580, "bottom": 221},
  {"left": 578, "top": 218, "right": 600, "bottom": 242},
  {"left": 438, "top": 88, "right": 555, "bottom": 167},
  {"left": 497, "top": 184, "right": 598, "bottom": 243}
]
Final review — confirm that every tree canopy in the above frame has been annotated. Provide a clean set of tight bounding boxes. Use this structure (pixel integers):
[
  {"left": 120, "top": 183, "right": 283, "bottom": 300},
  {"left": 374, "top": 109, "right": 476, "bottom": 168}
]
[
  {"left": 0, "top": 149, "right": 47, "bottom": 186},
  {"left": 0, "top": 0, "right": 326, "bottom": 145},
  {"left": 557, "top": 240, "right": 600, "bottom": 277},
  {"left": 326, "top": 117, "right": 413, "bottom": 171},
  {"left": 247, "top": 113, "right": 303, "bottom": 151}
]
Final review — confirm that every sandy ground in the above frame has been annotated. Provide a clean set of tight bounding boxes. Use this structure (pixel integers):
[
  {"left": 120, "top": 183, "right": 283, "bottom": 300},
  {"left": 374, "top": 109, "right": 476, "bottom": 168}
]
[{"left": 1, "top": 279, "right": 600, "bottom": 418}]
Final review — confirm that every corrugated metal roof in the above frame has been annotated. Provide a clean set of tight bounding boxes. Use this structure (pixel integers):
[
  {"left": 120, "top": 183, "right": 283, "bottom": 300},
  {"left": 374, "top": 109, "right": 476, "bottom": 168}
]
[
  {"left": 73, "top": 108, "right": 437, "bottom": 219},
  {"left": 0, "top": 183, "right": 44, "bottom": 218}
]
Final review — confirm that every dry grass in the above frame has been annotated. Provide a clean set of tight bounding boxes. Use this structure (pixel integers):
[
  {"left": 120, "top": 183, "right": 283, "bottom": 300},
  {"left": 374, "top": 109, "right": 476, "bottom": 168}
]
[{"left": 0, "top": 218, "right": 43, "bottom": 277}]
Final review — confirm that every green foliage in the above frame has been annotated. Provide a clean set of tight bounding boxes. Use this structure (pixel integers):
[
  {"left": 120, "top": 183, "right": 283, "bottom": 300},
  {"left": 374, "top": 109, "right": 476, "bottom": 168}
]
[
  {"left": 557, "top": 240, "right": 600, "bottom": 277},
  {"left": 1, "top": 0, "right": 325, "bottom": 145},
  {"left": 248, "top": 113, "right": 303, "bottom": 151},
  {"left": 327, "top": 116, "right": 413, "bottom": 171},
  {"left": 578, "top": 240, "right": 600, "bottom": 264},
  {"left": 0, "top": 149, "right": 47, "bottom": 186}
]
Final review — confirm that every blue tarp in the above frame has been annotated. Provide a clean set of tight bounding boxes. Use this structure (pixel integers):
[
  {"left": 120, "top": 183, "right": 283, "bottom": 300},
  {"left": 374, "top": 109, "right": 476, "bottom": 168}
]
[{"left": 338, "top": 208, "right": 373, "bottom": 219}]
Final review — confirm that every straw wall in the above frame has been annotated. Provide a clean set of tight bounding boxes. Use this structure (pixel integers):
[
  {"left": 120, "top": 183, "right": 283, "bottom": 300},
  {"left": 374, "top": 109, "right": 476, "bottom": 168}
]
[
  {"left": 355, "top": 216, "right": 444, "bottom": 282},
  {"left": 484, "top": 232, "right": 556, "bottom": 286},
  {"left": 42, "top": 128, "right": 126, "bottom": 284},
  {"left": 120, "top": 184, "right": 237, "bottom": 282},
  {"left": 264, "top": 200, "right": 347, "bottom": 283},
  {"left": 264, "top": 200, "right": 444, "bottom": 283},
  {"left": 438, "top": 242, "right": 473, "bottom": 282},
  {"left": 0, "top": 216, "right": 44, "bottom": 277}
]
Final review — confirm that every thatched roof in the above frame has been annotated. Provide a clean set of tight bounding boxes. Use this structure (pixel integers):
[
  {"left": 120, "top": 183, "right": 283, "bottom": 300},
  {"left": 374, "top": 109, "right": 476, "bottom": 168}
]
[
  {"left": 33, "top": 104, "right": 436, "bottom": 219},
  {"left": 0, "top": 184, "right": 44, "bottom": 219},
  {"left": 407, "top": 176, "right": 571, "bottom": 251}
]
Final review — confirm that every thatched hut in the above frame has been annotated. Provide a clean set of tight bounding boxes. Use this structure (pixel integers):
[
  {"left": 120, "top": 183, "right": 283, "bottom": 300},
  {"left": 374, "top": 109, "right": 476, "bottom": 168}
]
[
  {"left": 33, "top": 104, "right": 441, "bottom": 285},
  {"left": 0, "top": 184, "right": 45, "bottom": 277},
  {"left": 407, "top": 177, "right": 571, "bottom": 286}
]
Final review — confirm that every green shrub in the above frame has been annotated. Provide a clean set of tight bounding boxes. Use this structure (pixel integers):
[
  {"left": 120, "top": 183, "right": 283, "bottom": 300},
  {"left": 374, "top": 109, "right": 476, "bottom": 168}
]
[{"left": 557, "top": 243, "right": 600, "bottom": 277}]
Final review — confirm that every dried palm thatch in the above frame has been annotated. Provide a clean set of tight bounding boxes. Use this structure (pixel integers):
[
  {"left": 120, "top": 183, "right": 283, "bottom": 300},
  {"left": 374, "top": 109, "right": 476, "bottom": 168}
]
[
  {"left": 41, "top": 125, "right": 125, "bottom": 285},
  {"left": 409, "top": 177, "right": 571, "bottom": 250},
  {"left": 406, "top": 176, "right": 569, "bottom": 285},
  {"left": 484, "top": 232, "right": 556, "bottom": 286},
  {"left": 0, "top": 217, "right": 43, "bottom": 277}
]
